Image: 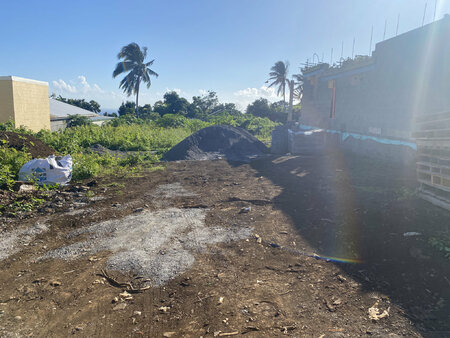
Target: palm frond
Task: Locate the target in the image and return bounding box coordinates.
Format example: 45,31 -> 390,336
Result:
114,42 -> 159,100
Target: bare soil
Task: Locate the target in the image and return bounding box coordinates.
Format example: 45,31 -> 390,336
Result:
0,131 -> 56,158
0,152 -> 449,337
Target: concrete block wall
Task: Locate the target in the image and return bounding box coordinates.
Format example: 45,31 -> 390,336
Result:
301,16 -> 450,141
0,76 -> 50,132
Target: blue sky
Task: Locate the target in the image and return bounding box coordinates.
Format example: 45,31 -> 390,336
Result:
1,0 -> 449,111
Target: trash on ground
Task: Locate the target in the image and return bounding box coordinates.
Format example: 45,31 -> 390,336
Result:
18,155 -> 72,185
159,306 -> 170,313
403,232 -> 421,237
239,207 -> 251,214
368,301 -> 390,320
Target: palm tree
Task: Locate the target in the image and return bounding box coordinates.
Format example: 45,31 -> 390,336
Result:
286,79 -> 295,121
267,61 -> 289,110
113,43 -> 158,110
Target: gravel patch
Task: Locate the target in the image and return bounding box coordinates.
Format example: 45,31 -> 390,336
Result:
0,222 -> 49,261
152,182 -> 195,199
40,207 -> 251,286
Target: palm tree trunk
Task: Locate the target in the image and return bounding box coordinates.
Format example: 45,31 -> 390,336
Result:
288,81 -> 294,122
135,78 -> 140,114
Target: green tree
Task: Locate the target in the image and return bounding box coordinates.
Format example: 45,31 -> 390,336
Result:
67,114 -> 92,127
267,61 -> 289,110
158,91 -> 190,116
137,104 -> 159,120
118,101 -> 136,116
246,98 -> 272,118
55,96 -> 101,113
187,91 -> 219,119
113,42 -> 159,110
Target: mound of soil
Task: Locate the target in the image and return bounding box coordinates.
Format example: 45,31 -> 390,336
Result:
0,131 -> 56,158
162,125 -> 268,161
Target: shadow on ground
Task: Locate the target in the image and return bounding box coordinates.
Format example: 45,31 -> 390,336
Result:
250,150 -> 450,335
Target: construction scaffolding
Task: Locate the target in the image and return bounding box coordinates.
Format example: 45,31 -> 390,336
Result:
414,110 -> 450,210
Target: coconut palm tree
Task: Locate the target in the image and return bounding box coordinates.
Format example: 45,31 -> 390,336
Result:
113,43 -> 158,110
292,73 -> 303,100
267,61 -> 289,110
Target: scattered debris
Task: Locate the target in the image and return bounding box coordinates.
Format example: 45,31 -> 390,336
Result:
17,184 -> 36,193
159,306 -> 170,313
217,331 -> 239,337
49,281 -> 61,287
368,301 -> 390,321
218,297 -> 224,305
243,326 -> 259,333
239,207 -> 251,214
119,291 -> 133,301
113,303 -> 127,311
403,232 -> 421,237
163,332 -> 176,338
337,275 -> 347,282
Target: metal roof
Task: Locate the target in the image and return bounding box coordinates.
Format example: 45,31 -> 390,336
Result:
49,98 -> 99,119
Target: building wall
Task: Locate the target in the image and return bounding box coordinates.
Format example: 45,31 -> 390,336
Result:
11,78 -> 50,131
0,78 -> 15,124
50,119 -> 67,131
301,16 -> 450,140
0,76 -> 50,132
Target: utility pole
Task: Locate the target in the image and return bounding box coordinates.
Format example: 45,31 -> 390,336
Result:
369,25 -> 373,56
396,14 -> 400,35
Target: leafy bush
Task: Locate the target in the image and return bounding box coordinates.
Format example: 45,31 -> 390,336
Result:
1,109 -> 277,184
0,146 -> 31,189
154,114 -> 189,128
429,232 -> 450,259
67,114 -> 92,127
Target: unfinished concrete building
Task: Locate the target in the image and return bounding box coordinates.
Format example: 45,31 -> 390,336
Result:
300,15 -> 450,141
297,15 -> 450,209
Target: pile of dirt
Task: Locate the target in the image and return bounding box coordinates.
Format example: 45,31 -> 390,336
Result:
162,125 -> 268,161
0,131 -> 56,158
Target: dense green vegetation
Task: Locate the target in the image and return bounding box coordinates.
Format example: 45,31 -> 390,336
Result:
0,107 -> 278,187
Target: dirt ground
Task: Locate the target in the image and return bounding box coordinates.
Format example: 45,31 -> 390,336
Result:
0,151 -> 449,337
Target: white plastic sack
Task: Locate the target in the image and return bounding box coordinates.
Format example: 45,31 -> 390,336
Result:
18,155 -> 73,185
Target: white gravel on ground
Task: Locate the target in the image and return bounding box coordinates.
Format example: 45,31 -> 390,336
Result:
0,222 -> 49,261
41,207 -> 251,286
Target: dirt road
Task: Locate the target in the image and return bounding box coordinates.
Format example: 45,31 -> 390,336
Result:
0,153 -> 449,337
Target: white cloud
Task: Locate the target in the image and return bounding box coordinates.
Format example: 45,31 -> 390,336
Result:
52,79 -> 77,93
232,85 -> 280,111
50,75 -> 127,110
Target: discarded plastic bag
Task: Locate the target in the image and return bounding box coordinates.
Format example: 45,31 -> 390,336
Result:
18,155 -> 72,185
